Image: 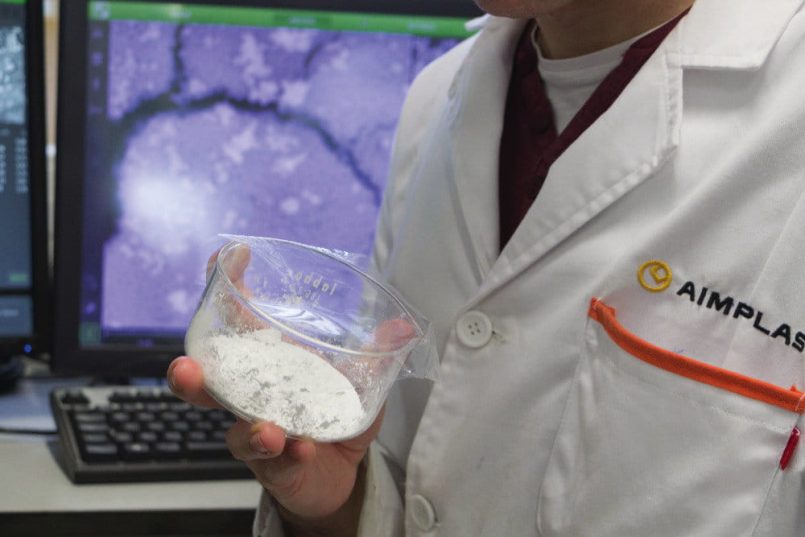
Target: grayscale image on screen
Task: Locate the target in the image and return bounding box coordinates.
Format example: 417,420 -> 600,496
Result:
0,26 -> 24,125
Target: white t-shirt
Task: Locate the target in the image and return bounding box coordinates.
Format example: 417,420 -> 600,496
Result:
533,29 -> 642,134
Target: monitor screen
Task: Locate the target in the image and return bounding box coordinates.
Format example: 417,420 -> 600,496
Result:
0,0 -> 47,359
53,0 -> 479,376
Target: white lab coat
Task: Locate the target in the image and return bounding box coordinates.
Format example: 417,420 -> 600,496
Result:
255,0 -> 805,535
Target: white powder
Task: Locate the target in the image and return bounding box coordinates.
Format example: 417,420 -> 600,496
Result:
200,329 -> 367,441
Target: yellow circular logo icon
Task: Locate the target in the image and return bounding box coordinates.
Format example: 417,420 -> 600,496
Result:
637,260 -> 673,292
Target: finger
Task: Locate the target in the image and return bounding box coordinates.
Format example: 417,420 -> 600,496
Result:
205,250 -> 220,282
206,244 -> 250,288
246,439 -> 315,493
338,320 -> 418,395
373,318 -> 417,352
226,419 -> 287,462
212,244 -> 261,329
167,356 -> 223,409
220,244 -> 251,289
286,438 -> 316,464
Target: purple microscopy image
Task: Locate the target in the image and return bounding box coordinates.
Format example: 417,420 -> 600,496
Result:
92,21 -> 462,334
177,25 -> 314,104
107,21 -> 176,120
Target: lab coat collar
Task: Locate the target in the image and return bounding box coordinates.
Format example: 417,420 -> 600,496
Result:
675,0 -> 805,70
448,0 -> 804,308
470,0 -> 804,70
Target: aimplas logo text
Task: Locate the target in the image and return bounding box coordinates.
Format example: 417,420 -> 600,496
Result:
676,281 -> 805,353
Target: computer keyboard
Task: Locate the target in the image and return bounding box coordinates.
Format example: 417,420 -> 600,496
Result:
50,385 -> 253,483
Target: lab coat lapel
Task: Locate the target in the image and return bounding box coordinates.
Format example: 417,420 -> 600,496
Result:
471,24 -> 684,303
446,18 -> 527,281
447,0 -> 804,308
470,0 -> 805,306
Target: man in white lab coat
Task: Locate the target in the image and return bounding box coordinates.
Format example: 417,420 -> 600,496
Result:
170,0 -> 805,535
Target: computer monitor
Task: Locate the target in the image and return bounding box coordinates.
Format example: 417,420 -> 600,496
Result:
53,0 -> 479,377
0,0 -> 48,362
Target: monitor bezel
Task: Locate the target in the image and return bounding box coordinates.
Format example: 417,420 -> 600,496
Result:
0,0 -> 49,361
52,0 -> 481,377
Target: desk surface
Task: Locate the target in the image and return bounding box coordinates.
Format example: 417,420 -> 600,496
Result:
0,439 -> 262,513
0,376 -> 262,515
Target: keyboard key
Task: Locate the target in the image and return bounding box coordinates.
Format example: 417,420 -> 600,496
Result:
171,421 -> 190,432
78,422 -> 109,433
82,433 -> 109,444
122,422 -> 141,433
159,392 -> 181,403
111,431 -> 133,443
137,431 -> 158,443
208,409 -> 228,421
61,390 -> 90,406
110,411 -> 130,423
187,430 -> 206,442
155,442 -> 182,457
186,441 -> 231,459
163,431 -> 182,443
122,442 -> 152,461
109,391 -> 135,403
146,421 -> 166,432
74,412 -> 106,423
139,390 -> 163,402
83,443 -> 119,462
195,421 -> 214,431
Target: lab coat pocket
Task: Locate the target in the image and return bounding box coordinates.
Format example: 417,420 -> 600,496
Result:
536,298 -> 804,537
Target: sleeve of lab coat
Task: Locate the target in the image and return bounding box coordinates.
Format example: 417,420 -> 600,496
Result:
251,443 -> 404,537
355,443 -> 405,536
252,489 -> 286,537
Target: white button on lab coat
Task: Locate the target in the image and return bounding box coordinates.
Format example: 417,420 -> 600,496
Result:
407,494 -> 437,532
455,311 -> 493,348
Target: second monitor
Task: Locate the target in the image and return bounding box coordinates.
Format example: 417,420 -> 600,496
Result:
0,0 -> 47,366
53,0 -> 479,377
